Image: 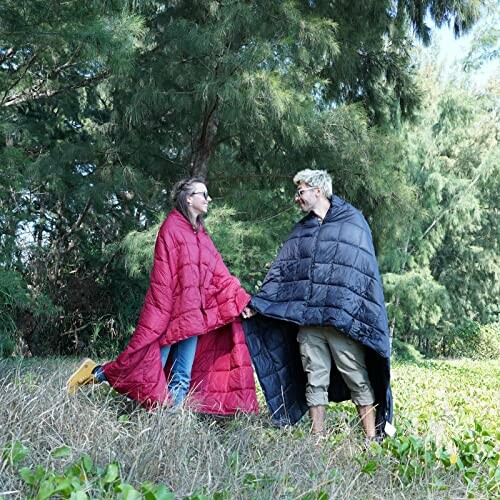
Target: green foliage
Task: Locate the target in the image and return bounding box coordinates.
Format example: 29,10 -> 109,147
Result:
0,0 -> 145,107
121,220 -> 162,279
391,338 -> 425,362
384,268 -> 451,339
403,0 -> 481,42
0,271 -> 28,356
0,0 -> 151,356
2,439 -> 29,467
10,451 -> 176,500
382,43 -> 499,354
206,204 -> 295,292
380,427 -> 498,494
383,359 -> 499,496
0,270 -> 60,356
443,321 -> 500,359
463,4 -> 500,70
0,0 -> 493,357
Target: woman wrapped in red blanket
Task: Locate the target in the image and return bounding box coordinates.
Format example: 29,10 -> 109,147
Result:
67,178 -> 258,415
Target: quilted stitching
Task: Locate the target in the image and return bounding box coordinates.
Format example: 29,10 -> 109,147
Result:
244,196 -> 392,428
102,210 -> 257,413
252,195 -> 390,356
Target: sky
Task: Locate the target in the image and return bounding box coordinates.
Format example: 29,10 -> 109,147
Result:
425,13 -> 499,88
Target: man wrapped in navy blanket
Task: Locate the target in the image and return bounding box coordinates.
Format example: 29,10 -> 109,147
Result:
243,169 -> 393,439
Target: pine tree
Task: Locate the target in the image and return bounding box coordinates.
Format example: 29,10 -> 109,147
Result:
382,48 -> 499,354
0,0 -> 488,355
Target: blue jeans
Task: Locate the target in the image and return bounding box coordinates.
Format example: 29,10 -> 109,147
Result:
94,336 -> 198,406
160,336 -> 198,405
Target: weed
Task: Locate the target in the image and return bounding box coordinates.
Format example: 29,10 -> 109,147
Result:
0,357 -> 498,498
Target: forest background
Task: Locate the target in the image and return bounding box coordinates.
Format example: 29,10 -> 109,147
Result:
0,0 -> 498,361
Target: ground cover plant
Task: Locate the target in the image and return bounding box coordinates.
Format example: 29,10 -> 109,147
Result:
0,357 -> 498,499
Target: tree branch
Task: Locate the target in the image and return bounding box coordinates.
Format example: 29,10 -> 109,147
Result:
418,167 -> 485,243
65,198 -> 92,239
2,71 -> 110,107
0,47 -> 16,65
0,53 -> 39,106
48,50 -> 81,80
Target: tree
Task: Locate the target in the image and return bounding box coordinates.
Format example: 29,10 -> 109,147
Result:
0,0 -> 488,356
0,1 -> 146,354
383,47 -> 499,354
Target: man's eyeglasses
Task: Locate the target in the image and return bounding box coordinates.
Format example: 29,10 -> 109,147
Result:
191,191 -> 209,200
295,187 -> 316,198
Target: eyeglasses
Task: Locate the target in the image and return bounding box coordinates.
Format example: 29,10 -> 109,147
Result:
295,187 -> 316,198
190,191 -> 209,200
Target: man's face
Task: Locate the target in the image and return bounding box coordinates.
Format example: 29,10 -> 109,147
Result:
294,182 -> 319,213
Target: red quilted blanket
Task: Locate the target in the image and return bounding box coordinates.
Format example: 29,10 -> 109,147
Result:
102,210 -> 258,413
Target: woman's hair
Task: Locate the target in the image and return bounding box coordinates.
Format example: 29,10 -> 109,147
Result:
171,177 -> 206,230
293,169 -> 333,200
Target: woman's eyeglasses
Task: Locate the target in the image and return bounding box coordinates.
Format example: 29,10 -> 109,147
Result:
191,191 -> 209,200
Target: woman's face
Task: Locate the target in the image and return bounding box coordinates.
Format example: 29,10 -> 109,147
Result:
187,182 -> 212,217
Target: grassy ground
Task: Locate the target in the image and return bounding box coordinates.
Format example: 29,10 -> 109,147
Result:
0,358 -> 498,499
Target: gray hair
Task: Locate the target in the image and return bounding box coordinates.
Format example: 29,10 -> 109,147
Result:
293,169 -> 332,200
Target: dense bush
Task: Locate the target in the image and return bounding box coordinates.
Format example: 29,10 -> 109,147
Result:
0,270 -> 59,357
442,321 -> 500,360
391,338 -> 425,363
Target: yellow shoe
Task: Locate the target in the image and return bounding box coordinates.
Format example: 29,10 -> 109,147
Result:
67,358 -> 98,394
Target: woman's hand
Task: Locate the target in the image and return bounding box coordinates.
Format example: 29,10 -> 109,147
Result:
241,306 -> 257,319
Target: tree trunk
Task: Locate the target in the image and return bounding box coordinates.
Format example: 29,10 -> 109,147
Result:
189,97 -> 219,179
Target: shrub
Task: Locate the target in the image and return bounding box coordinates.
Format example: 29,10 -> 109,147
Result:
0,270 -> 28,356
391,338 -> 425,362
0,269 -> 60,357
444,320 -> 500,359
474,323 -> 500,360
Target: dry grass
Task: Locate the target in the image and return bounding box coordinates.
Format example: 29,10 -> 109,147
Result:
0,358 -> 481,499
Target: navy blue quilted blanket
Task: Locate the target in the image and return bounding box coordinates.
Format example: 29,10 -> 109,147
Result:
244,196 -> 392,430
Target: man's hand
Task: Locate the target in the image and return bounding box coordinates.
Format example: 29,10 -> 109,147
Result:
241,306 -> 257,319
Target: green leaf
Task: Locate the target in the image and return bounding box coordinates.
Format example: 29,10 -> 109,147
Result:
34,466 -> 46,482
211,492 -> 227,500
152,484 -> 175,500
19,466 -> 37,486
142,481 -> 175,500
52,445 -> 72,458
2,440 -> 29,466
80,455 -> 94,474
361,460 -> 378,476
70,492 -> 89,500
102,462 -> 119,484
118,483 -> 142,500
52,476 -> 73,495
37,479 -> 57,500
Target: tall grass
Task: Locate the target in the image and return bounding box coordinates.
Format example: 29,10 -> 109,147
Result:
0,358 -> 498,498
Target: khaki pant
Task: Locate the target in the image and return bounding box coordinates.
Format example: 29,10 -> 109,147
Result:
297,325 -> 375,407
